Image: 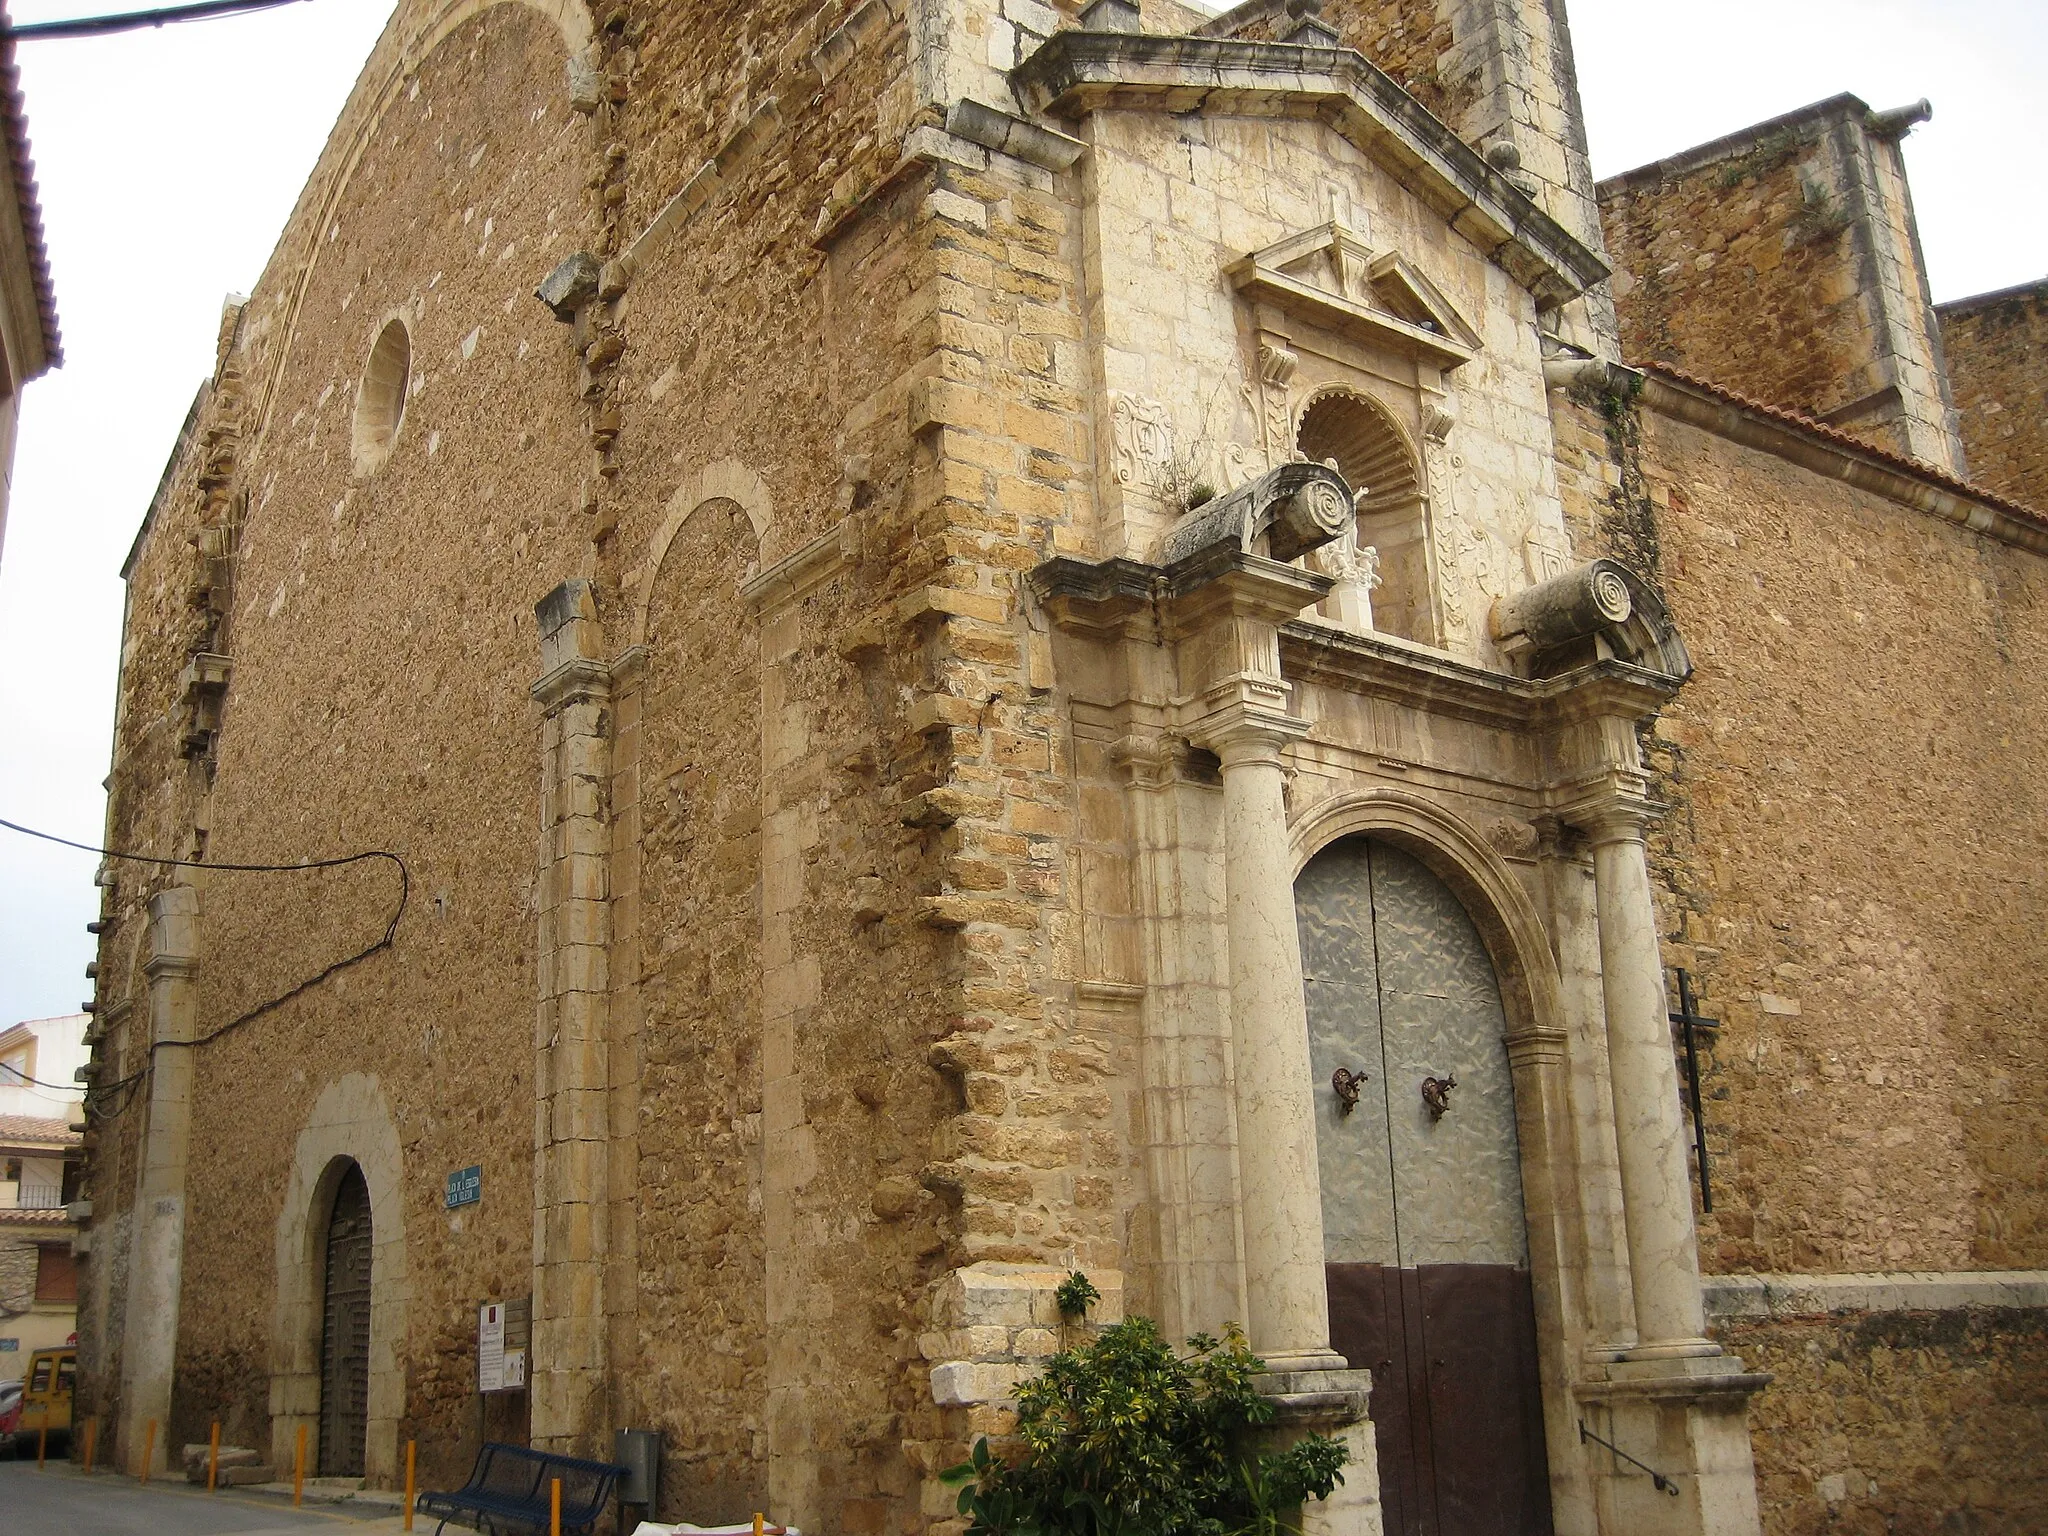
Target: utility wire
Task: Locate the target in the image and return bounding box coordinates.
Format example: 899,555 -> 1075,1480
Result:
0,815 -> 409,1117
7,0 -> 311,41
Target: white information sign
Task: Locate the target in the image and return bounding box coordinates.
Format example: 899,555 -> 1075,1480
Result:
478,1301 -> 507,1392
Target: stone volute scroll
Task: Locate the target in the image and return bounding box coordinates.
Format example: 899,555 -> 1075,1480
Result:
1490,557 -> 1692,679
1156,460 -> 1355,567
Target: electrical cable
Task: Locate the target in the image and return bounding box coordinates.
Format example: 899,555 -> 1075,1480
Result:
0,816 -> 409,1117
6,0 -> 311,42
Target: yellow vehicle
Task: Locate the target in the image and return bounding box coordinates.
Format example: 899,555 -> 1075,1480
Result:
16,1346 -> 75,1447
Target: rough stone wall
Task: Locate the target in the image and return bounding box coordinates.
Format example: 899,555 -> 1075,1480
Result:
1554,388 -> 2048,1276
1713,1306 -> 2048,1536
1599,141 -> 1873,430
1217,0 -> 1471,125
589,3 -> 961,1526
1939,282 -> 2048,509
631,500 -> 768,1517
0,1231 -> 36,1316
87,0 -> 597,1486
1598,111 -> 1961,472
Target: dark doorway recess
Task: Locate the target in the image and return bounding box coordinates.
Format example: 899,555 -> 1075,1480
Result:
319,1161 -> 372,1478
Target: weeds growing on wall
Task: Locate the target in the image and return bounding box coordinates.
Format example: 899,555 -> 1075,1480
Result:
1574,368 -> 1663,586
942,1315 -> 1349,1536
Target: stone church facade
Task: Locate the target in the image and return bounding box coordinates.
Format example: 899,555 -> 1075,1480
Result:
77,2 -> 2045,1535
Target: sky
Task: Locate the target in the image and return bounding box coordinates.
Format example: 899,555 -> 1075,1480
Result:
0,0 -> 2042,1024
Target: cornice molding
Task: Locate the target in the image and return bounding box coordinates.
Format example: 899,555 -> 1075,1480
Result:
1009,30 -> 1609,310
530,656 -> 612,714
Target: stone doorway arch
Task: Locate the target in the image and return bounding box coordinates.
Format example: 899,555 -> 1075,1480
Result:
272,1074 -> 408,1487
1290,788 -> 1586,1530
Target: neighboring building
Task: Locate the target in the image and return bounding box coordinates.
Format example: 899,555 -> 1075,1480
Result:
2,1015 -> 86,1373
1596,92 -> 1963,475
76,3 -> 2045,1535
0,1012 -> 88,1121
1938,277 -> 2048,507
0,5 -> 62,567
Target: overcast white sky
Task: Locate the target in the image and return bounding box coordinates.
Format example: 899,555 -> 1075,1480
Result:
0,0 -> 2041,1025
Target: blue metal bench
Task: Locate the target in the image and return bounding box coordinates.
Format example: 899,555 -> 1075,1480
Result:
414,1441 -> 626,1536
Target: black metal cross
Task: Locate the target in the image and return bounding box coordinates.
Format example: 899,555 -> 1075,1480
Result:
1668,968 -> 1719,1212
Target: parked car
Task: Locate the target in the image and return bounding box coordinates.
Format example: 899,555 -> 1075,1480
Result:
14,1347 -> 73,1452
0,1376 -> 23,1456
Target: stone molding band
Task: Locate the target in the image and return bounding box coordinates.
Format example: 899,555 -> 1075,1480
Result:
1706,1271 -> 2048,1319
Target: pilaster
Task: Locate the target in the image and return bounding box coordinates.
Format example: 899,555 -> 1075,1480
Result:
118,882 -> 199,1476
530,579 -> 613,1454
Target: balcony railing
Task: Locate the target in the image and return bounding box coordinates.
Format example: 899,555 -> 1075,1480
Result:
10,1184 -> 64,1209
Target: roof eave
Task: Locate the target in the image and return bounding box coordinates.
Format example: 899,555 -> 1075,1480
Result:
0,13 -> 60,374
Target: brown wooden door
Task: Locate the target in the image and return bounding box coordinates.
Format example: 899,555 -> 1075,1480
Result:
319,1163 -> 373,1478
1298,839 -> 1553,1536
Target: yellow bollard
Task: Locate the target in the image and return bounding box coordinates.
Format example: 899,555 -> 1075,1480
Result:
404,1439 -> 416,1532
81,1416 -> 96,1476
754,1515 -> 765,1536
551,1476 -> 562,1536
208,1420 -> 221,1491
294,1423 -> 307,1507
141,1419 -> 156,1484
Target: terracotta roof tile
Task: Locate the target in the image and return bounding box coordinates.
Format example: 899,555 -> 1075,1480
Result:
0,1 -> 60,369
0,1112 -> 80,1145
0,1204 -> 73,1224
1639,362 -> 2048,533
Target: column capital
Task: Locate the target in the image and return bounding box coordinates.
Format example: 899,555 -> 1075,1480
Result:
1110,732 -> 1206,790
533,579 -> 610,715
532,656 -> 613,715
1553,772 -> 1662,846
1188,705 -> 1307,769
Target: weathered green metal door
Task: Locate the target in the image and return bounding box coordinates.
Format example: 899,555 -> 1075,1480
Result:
1295,837 -> 1551,1536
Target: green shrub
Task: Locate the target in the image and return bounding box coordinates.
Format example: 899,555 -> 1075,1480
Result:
942,1316 -> 1348,1536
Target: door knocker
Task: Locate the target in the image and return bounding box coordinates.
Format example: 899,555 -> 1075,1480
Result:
1421,1073 -> 1458,1119
1331,1067 -> 1369,1114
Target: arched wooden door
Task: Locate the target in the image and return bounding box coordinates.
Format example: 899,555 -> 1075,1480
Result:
318,1163 -> 372,1478
1295,837 -> 1552,1536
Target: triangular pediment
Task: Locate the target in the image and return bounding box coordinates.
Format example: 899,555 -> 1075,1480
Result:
1226,223 -> 1482,368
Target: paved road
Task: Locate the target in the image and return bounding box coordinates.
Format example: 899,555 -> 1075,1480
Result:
0,1460 -> 409,1534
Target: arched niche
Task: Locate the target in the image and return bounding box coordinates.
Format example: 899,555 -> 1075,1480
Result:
1296,388 -> 1435,645
629,481 -> 771,1520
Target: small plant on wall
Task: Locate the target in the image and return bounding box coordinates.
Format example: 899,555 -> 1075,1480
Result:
943,1308 -> 1348,1536
1055,1271 -> 1100,1321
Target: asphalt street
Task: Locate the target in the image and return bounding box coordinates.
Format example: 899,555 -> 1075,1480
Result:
0,1460 -> 410,1534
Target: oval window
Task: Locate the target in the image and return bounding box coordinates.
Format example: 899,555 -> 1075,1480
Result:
351,318 -> 411,476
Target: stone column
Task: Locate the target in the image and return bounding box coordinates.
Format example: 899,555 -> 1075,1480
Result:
1209,715 -> 1344,1372
530,580 -> 613,1452
1581,802 -> 1715,1357
119,883 -> 199,1475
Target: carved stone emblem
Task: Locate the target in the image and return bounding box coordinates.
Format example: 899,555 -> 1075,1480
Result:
1523,523 -> 1571,583
1111,393 -> 1174,491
